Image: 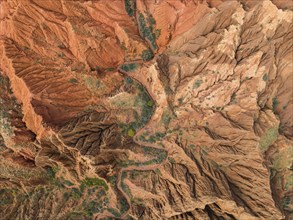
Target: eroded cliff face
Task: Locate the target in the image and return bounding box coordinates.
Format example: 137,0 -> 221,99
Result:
0,0 -> 292,219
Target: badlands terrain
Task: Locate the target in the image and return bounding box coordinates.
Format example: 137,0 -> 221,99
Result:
0,0 -> 292,219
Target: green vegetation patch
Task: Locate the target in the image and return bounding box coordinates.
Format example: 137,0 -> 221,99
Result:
139,132 -> 165,143
119,198 -> 129,213
121,181 -> 131,198
71,187 -> 82,199
69,78 -> 78,84
259,127 -> 278,151
127,128 -> 136,137
105,67 -> 115,72
67,212 -> 86,220
154,29 -> 161,39
124,76 -> 133,84
46,166 -> 58,179
147,100 -> 154,107
141,49 -> 154,61
262,73 -> 268,81
282,196 -> 293,211
168,157 -> 176,164
120,63 -> 139,72
63,180 -> 74,186
285,173 -> 293,191
85,200 -> 104,217
231,92 -> 237,102
138,12 -> 158,50
83,76 -> 103,91
142,150 -> 167,165
193,79 -> 202,89
92,66 -> 115,72
120,82 -> 155,132
80,177 -> 109,192
272,97 -> 279,113
161,109 -> 173,127
125,0 -> 136,17
108,208 -> 121,218
3,167 -> 111,218
0,188 -> 15,205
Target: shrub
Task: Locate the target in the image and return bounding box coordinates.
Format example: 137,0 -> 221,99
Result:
71,188 -> 82,199
127,128 -> 135,137
105,67 -> 115,72
147,100 -> 154,107
193,79 -> 202,89
124,76 -> 133,84
46,166 -> 57,179
119,198 -> 129,213
138,13 -> 157,49
282,196 -> 293,210
120,63 -> 138,72
125,0 -> 136,17
69,78 -> 78,84
161,110 -> 172,127
141,49 -> 154,61
80,177 -> 109,191
85,201 -> 102,216
272,97 -> 279,112
259,127 -> 278,151
231,92 -> 236,101
108,208 -> 121,218
63,180 -> 74,186
154,29 -> 161,39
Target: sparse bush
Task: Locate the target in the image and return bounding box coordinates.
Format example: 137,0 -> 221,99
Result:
127,128 -> 135,137
105,67 -> 115,72
142,132 -> 166,143
282,196 -> 293,211
125,0 -> 136,17
141,49 -> 154,61
80,177 -> 109,192
46,166 -> 57,179
147,100 -> 154,107
161,110 -> 172,127
231,92 -> 236,101
68,211 -> 85,219
63,180 -> 74,186
143,150 -> 167,165
85,201 -> 103,217
259,127 -> 278,151
138,12 -> 157,49
107,208 -> 121,218
272,97 -> 279,112
168,157 -> 175,163
120,63 -> 138,72
154,168 -> 161,175
69,78 -> 78,84
193,79 -> 202,89
119,198 -> 129,213
124,76 -> 133,84
119,80 -> 154,136
71,188 -> 82,199
154,29 -> 161,39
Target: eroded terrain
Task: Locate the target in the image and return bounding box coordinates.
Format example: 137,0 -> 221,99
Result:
0,0 -> 292,219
